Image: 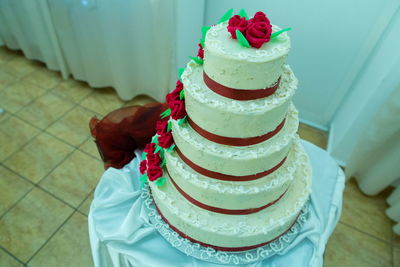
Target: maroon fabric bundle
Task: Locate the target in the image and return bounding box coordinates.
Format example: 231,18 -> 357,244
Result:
89,102 -> 168,169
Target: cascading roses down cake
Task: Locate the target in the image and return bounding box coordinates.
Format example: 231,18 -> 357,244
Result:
138,9 -> 312,251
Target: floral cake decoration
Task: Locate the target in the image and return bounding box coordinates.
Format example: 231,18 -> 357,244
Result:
222,8 -> 291,49
139,9 -> 288,188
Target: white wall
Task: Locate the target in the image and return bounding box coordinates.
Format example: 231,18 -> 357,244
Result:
178,0 -> 398,130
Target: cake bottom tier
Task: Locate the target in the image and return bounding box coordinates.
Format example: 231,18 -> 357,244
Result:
149,144 -> 312,250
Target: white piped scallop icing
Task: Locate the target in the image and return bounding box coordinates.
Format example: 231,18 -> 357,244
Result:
171,104 -> 299,176
182,62 -> 297,138
204,22 -> 290,89
165,139 -> 305,210
149,142 -> 312,248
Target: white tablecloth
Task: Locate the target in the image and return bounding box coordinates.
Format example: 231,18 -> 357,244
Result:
88,140 -> 345,267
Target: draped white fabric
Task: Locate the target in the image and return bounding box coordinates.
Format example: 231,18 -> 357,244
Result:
89,141 -> 345,267
329,9 -> 400,234
0,0 -> 177,101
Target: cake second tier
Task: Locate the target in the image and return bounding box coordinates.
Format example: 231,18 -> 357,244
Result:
182,62 -> 297,138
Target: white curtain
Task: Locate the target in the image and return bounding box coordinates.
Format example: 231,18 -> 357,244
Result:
0,0 -> 180,101
329,8 -> 400,234
0,0 -> 67,74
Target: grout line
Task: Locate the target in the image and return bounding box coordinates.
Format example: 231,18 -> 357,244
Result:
0,181 -> 35,222
339,221 -> 394,246
25,210 -> 76,264
0,245 -> 25,265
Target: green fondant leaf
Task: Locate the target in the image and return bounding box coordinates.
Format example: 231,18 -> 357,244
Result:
189,56 -> 204,65
200,37 -> 205,48
236,30 -> 250,48
270,27 -> 292,39
155,177 -> 166,187
154,144 -> 162,154
161,156 -> 166,167
139,174 -> 148,189
160,108 -> 171,119
219,8 -> 234,23
167,121 -> 172,132
178,115 -> 187,126
178,68 -> 185,79
151,135 -> 158,145
179,89 -> 185,100
238,9 -> 248,19
166,144 -> 176,153
201,26 -> 211,40
141,152 -> 147,160
159,147 -> 165,159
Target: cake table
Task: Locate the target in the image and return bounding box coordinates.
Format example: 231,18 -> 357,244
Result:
88,140 -> 344,267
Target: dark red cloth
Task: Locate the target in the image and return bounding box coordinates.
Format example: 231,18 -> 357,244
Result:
89,102 -> 168,169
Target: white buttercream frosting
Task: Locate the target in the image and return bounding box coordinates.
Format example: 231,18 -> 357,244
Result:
149,142 -> 312,248
171,104 -> 299,176
182,62 -> 297,137
165,139 -> 305,210
204,22 -> 291,89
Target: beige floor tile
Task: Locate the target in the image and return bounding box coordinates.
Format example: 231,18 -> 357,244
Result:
2,57 -> 41,78
394,233 -> 400,248
22,68 -> 62,90
51,78 -> 93,103
0,110 -> 11,123
39,150 -> 103,208
0,47 -> 20,65
79,138 -> 102,160
28,212 -> 93,267
394,246 -> 400,267
0,68 -> 18,90
0,81 -> 46,113
80,87 -> 124,116
0,116 -> 40,162
47,106 -> 98,147
0,188 -> 73,262
0,166 -> 33,216
341,179 -> 393,243
78,192 -> 94,216
4,132 -> 74,183
298,123 -> 328,149
324,223 -> 392,267
123,94 -> 156,107
0,249 -> 23,267
16,93 -> 74,129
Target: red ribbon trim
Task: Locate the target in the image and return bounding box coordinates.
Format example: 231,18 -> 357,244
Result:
152,197 -> 301,252
175,147 -> 287,181
203,71 -> 281,101
188,117 -> 286,146
167,168 -> 287,215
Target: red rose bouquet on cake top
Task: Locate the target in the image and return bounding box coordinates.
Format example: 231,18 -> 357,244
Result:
224,9 -> 291,49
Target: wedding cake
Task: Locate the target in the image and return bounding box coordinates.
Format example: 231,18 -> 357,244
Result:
139,9 -> 312,251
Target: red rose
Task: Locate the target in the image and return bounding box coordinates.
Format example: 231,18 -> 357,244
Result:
158,132 -> 174,148
197,43 -> 204,59
139,160 -> 147,174
147,165 -> 163,181
250,12 -> 270,24
245,22 -> 272,48
155,119 -> 168,135
144,143 -> 156,154
166,80 -> 184,105
169,99 -> 187,120
147,152 -> 161,166
227,15 -> 249,39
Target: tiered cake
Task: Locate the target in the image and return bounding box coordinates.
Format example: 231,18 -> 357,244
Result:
140,10 -> 312,251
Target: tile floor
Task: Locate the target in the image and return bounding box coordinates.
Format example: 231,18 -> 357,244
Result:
0,47 -> 398,266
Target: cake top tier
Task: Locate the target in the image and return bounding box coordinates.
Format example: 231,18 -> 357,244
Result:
205,22 -> 291,62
